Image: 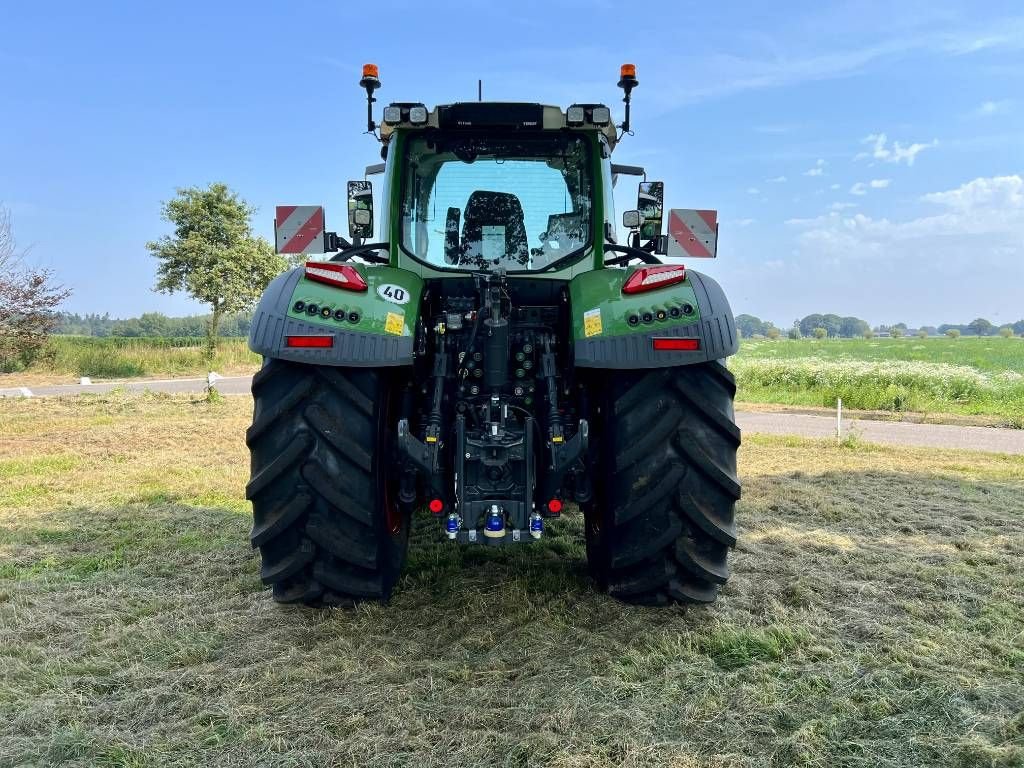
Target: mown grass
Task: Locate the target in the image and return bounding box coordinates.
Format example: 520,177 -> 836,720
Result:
734,337 -> 1024,426
6,336 -> 259,381
1,393 -> 1023,767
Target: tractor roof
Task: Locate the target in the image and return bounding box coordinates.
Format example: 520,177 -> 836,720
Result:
379,101 -> 619,151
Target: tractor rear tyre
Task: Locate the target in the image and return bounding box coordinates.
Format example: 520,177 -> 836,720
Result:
245,359 -> 409,606
585,360 -> 741,605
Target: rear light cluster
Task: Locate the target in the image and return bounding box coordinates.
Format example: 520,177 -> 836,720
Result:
622,265 -> 686,295
292,300 -> 361,325
304,262 -> 368,292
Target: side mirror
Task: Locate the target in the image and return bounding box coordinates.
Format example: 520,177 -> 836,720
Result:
622,210 -> 643,230
637,181 -> 664,240
347,180 -> 374,241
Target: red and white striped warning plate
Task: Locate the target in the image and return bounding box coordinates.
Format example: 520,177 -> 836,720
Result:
275,205 -> 326,255
667,209 -> 718,259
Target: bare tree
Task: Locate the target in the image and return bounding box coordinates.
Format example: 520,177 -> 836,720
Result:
0,206 -> 71,371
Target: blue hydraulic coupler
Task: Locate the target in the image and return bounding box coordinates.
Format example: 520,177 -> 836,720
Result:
445,513 -> 461,540
529,512 -> 543,539
484,505 -> 505,539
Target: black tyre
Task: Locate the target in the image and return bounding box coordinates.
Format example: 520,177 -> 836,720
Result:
585,360 -> 741,605
245,359 -> 409,606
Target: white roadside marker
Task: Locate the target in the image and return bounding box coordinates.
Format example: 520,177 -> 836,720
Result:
20,387 -> 32,398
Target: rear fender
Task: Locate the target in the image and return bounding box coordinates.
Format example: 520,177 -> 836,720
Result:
569,267 -> 737,368
249,264 -> 423,366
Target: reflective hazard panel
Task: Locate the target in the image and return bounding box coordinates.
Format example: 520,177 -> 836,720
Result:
275,206 -> 326,254
667,209 -> 718,259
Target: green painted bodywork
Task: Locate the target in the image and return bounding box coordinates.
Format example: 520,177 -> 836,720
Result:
568,268 -> 701,341
287,265 -> 423,338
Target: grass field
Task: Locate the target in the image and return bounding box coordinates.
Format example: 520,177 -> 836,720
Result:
1,393 -> 1022,767
2,336 -> 259,382
733,337 -> 1024,427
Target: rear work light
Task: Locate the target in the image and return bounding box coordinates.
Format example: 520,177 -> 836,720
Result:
621,265 -> 686,294
652,337 -> 700,352
286,335 -> 334,348
304,262 -> 368,291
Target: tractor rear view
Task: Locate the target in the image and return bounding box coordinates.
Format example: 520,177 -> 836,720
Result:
246,64 -> 740,607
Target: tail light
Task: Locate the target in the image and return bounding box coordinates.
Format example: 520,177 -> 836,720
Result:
286,335 -> 334,348
304,262 -> 368,291
652,337 -> 700,351
622,265 -> 686,294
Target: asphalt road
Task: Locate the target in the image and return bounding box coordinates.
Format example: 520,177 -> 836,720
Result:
3,375 -> 1023,455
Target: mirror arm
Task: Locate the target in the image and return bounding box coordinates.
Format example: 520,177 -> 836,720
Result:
329,242 -> 391,265
603,243 -> 662,266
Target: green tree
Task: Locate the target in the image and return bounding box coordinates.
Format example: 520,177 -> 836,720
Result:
946,328 -> 961,338
766,326 -> 781,340
999,326 -> 1014,338
812,327 -> 827,339
147,183 -> 285,354
863,328 -> 874,339
890,327 -> 904,338
839,316 -> 869,338
917,329 -> 928,339
788,324 -> 802,340
966,317 -> 993,336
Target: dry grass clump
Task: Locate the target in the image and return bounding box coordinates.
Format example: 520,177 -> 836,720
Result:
1,393 -> 1022,767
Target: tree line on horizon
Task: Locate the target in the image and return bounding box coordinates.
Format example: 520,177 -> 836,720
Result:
737,313 -> 1024,340
50,310 -> 1024,341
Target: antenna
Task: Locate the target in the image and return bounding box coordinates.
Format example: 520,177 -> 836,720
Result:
478,79 -> 483,102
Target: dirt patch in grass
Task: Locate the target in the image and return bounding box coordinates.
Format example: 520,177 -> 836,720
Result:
1,393 -> 1022,767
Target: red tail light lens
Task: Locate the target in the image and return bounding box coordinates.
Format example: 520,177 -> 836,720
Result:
286,335 -> 334,348
622,265 -> 687,294
547,498 -> 563,514
652,337 -> 700,351
304,262 -> 368,291
428,498 -> 444,514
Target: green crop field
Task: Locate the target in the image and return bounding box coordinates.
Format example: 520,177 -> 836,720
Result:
1,393 -> 1023,767
2,336 -> 259,381
733,337 -> 1024,427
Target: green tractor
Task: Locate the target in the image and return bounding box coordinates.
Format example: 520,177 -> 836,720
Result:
246,64 -> 740,607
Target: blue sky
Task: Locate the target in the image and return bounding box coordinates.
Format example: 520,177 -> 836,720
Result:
3,0 -> 1022,327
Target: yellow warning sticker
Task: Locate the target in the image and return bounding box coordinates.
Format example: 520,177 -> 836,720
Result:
384,312 -> 404,336
583,308 -> 602,337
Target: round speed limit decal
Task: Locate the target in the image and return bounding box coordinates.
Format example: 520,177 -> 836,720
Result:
377,284 -> 410,305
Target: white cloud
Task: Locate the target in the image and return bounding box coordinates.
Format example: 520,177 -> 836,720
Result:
734,218 -> 756,227
767,175 -> 788,183
971,99 -> 1012,118
747,187 -> 760,195
922,174 -> 1023,210
830,183 -> 841,190
830,202 -> 858,211
803,158 -> 827,177
850,179 -> 892,195
857,133 -> 938,166
790,175 -> 1024,265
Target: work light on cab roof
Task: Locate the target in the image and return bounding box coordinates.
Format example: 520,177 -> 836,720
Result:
249,61 -> 740,613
